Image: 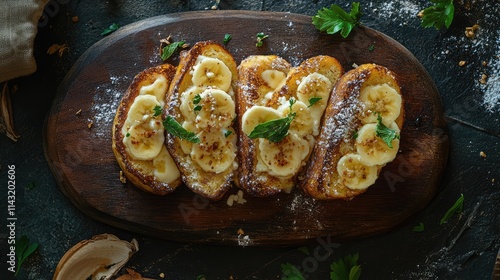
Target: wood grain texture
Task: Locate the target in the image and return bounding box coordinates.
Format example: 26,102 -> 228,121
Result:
44,10 -> 448,246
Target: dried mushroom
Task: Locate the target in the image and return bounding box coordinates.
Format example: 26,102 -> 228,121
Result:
53,233 -> 139,280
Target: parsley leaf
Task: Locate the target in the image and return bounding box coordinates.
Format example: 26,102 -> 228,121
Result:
163,115 -> 200,143
281,263 -> 305,280
330,253 -> 361,280
308,97 -> 322,107
440,194 -> 464,224
256,32 -> 269,47
153,105 -> 163,117
376,114 -> 400,148
420,0 -> 455,30
412,222 -> 425,232
15,235 -> 38,276
312,2 -> 362,38
101,23 -> 119,36
248,99 -> 296,142
161,41 -> 185,61
223,33 -> 232,45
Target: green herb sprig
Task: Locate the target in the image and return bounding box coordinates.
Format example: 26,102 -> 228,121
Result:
161,41 -> 185,61
312,2 -> 362,38
420,0 -> 455,30
412,222 -> 425,232
101,23 -> 119,36
281,262 -> 305,280
256,32 -> 269,47
15,235 -> 38,276
223,33 -> 232,45
193,94 -> 202,112
163,115 -> 200,143
440,194 -> 464,224
153,105 -> 163,117
330,253 -> 361,280
376,114 -> 400,148
308,97 -> 322,107
248,99 -> 296,142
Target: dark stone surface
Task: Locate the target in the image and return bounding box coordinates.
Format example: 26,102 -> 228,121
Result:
0,0 -> 499,279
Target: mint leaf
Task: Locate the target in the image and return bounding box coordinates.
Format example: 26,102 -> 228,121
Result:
281,262 -> 305,280
248,99 -> 296,142
440,194 -> 464,224
101,23 -> 119,36
153,105 -> 163,117
161,41 -> 185,61
163,115 -> 200,143
223,33 -> 232,45
330,253 -> 361,280
420,0 -> 455,29
15,235 -> 38,276
376,114 -> 400,148
308,97 -> 322,107
312,2 -> 362,38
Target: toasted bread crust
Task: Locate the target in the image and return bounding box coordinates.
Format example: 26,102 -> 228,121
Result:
236,55 -> 292,196
301,63 -> 404,200
165,41 -> 238,200
112,64 -> 181,195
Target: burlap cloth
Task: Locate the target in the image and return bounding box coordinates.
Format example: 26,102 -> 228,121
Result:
0,0 -> 48,83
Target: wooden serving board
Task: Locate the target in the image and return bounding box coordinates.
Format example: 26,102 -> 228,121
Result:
44,11 -> 448,246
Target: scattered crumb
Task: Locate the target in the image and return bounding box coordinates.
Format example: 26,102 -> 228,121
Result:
87,121 -> 93,129
47,43 -> 69,57
119,171 -> 127,183
465,24 -> 480,38
71,16 -> 79,23
226,190 -> 247,206
479,74 -> 488,84
237,233 -> 252,247
482,61 -> 488,67
459,60 -> 466,67
237,228 -> 244,235
352,63 -> 359,68
159,272 -> 165,278
492,178 -> 495,183
480,151 -> 487,158
75,109 -> 82,115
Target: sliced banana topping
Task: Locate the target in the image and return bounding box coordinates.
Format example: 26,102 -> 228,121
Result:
241,106 -> 284,136
261,69 -> 286,89
296,73 -> 332,136
139,75 -> 168,105
179,121 -> 197,155
359,83 -> 402,124
194,88 -> 235,130
191,129 -> 237,173
153,146 -> 181,183
180,86 -> 205,123
258,133 -> 310,177
192,56 -> 232,92
123,95 -> 164,161
337,153 -> 379,190
355,122 -> 400,166
278,100 -> 313,137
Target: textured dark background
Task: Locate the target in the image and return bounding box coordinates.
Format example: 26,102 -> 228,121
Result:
1,0 -> 499,279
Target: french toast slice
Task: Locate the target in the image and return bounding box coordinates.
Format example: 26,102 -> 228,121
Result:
164,41 -> 238,200
112,64 -> 182,195
237,55 -> 343,196
301,63 -> 404,199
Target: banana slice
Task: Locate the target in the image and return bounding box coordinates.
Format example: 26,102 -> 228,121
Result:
139,75 -> 168,105
153,146 -> 181,183
180,86 -> 205,122
355,122 -> 400,166
278,100 -> 313,137
192,56 -> 232,92
191,129 -> 236,173
123,122 -> 164,161
123,95 -> 164,160
296,73 -> 332,135
179,121 -> 197,155
337,153 -> 379,190
241,106 -> 283,136
258,133 -> 310,177
125,95 -> 161,125
194,88 -> 235,130
359,83 -> 402,124
261,69 -> 286,89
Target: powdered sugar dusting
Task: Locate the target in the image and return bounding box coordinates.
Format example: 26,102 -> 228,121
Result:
90,75 -> 129,138
480,30 -> 500,112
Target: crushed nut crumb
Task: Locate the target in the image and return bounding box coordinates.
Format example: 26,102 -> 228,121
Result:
159,272 -> 165,278
480,151 -> 486,158
479,74 -> 488,84
237,228 -> 244,235
465,24 -> 480,38
71,16 -> 79,23
458,61 -> 466,67
119,171 -> 127,183
87,121 -> 93,129
482,61 -> 488,67
75,109 -> 82,115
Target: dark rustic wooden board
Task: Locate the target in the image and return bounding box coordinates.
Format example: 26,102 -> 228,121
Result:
44,10 -> 448,246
